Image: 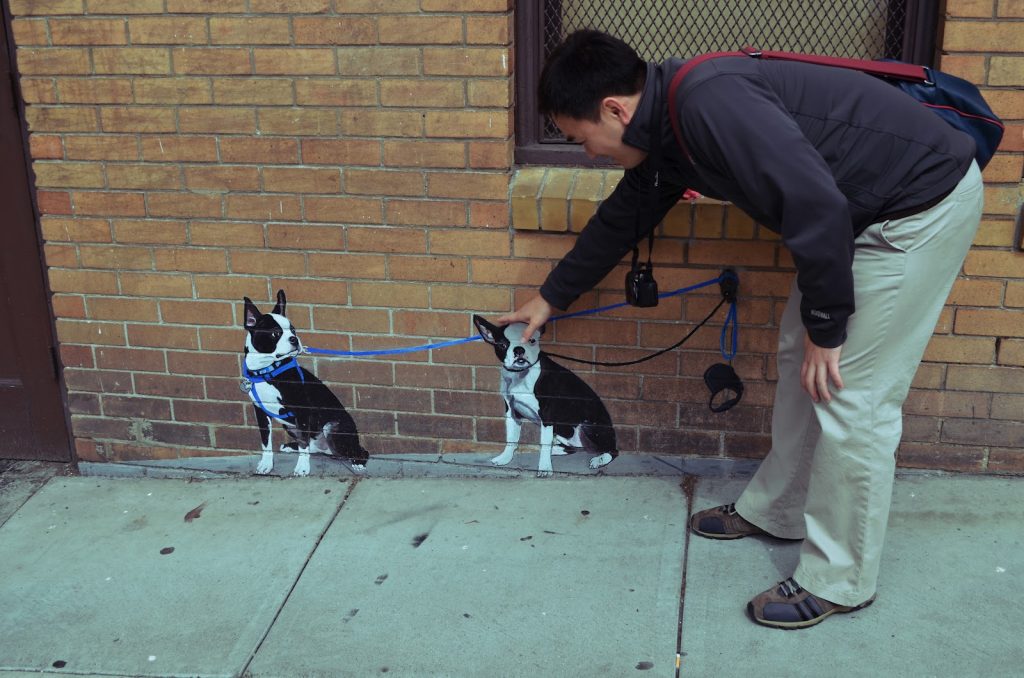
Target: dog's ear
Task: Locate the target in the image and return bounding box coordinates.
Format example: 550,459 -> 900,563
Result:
473,314 -> 501,346
243,297 -> 261,329
272,289 -> 286,317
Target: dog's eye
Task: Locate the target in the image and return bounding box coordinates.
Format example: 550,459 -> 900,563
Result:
528,338 -> 537,345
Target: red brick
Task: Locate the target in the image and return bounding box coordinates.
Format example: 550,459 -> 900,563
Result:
178,107 -> 257,133
305,196 -> 382,224
302,139 -> 380,165
258,108 -> 339,136
128,17 -> 208,44
220,137 -> 299,164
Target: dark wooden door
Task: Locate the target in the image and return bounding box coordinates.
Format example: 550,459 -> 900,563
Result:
0,13 -> 71,461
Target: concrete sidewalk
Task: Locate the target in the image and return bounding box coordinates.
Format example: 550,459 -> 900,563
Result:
0,456 -> 1021,677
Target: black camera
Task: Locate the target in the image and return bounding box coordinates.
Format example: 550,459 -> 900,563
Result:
625,263 -> 659,307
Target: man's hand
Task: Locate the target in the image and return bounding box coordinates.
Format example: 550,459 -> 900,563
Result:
801,333 -> 844,403
496,295 -> 554,342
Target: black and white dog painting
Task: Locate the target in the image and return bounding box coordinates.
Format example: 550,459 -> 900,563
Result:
242,290 -> 368,476
473,315 -> 618,477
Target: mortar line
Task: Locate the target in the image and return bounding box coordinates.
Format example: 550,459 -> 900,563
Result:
674,474 -> 698,678
238,477 -> 362,677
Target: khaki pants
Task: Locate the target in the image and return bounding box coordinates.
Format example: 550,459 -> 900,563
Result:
735,161 -> 984,607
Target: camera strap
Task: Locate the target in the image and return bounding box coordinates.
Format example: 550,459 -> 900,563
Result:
631,77 -> 664,274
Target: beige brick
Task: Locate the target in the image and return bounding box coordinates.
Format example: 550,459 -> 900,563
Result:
106,163 -> 181,190
213,78 -> 293,105
943,21 -> 1024,51
293,17 -> 377,44
421,0 -> 511,10
955,309 -> 1024,337
999,0 -> 1024,16
338,47 -> 420,76
430,229 -> 509,256
140,135 -> 218,162
89,0 -> 164,12
989,57 -> 1024,86
510,167 -> 545,230
101,106 -> 176,133
383,140 -> 465,168
295,79 -> 377,106
946,0 -> 995,16
178,107 -> 256,134
128,17 -> 208,44
428,172 -> 508,200
467,15 -> 511,44
17,48 -> 90,75
42,217 -> 111,243
424,48 -> 510,76
50,18 -> 126,45
226,194 -> 302,221
425,110 -> 511,139
185,165 -> 261,192
147,192 -> 223,219
347,226 -> 426,254
209,17 -> 290,45
73,191 -> 146,216
93,47 -> 170,74
134,77 -> 212,104
1008,282 -> 1024,308
379,16 -> 461,44
252,0 -> 330,11
48,269 -> 118,294
964,250 -> 1024,277
113,219 -> 187,244
33,161 -> 104,188
12,18 -> 49,45
381,79 -> 464,108
166,0 -> 245,11
998,338 -> 1024,366
119,271 -> 193,298
468,140 -> 512,169
231,250 -> 305,275
19,78 -> 57,104
431,285 -> 508,311
341,110 -> 422,138
539,169 -> 572,232
305,196 -> 382,224
220,137 -> 299,164
259,108 -> 339,136
467,79 -> 511,107
266,223 -> 343,250
386,199 -> 466,227
263,167 -> 341,193
307,252 -> 387,279
10,1 -> 85,16
154,248 -> 227,273
254,49 -> 335,75
345,169 -> 423,197
190,221 -> 265,247
922,335 -> 996,363
172,48 -> 251,75
947,365 -> 1024,393
569,169 -> 604,233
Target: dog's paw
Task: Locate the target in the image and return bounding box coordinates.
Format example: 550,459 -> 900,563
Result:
490,452 -> 514,466
350,463 -> 366,474
536,468 -> 553,478
255,452 -> 274,475
589,453 -> 613,469
293,455 -> 311,477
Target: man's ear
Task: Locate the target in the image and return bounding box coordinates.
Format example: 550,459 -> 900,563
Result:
601,96 -> 635,126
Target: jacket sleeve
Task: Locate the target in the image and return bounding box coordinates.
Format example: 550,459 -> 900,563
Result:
680,73 -> 855,348
539,162 -> 687,310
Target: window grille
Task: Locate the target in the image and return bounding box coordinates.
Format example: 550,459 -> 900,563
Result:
516,0 -> 941,164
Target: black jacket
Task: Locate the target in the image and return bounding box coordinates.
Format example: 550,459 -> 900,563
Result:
539,55 -> 975,347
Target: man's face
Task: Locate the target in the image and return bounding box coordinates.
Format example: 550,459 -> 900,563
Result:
553,98 -> 647,169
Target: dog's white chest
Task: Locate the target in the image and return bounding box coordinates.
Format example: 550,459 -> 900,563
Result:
502,369 -> 541,423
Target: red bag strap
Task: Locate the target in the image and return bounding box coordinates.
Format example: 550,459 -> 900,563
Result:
666,48 -> 931,160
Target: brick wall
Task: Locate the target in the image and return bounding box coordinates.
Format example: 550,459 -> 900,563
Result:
9,0 -> 1022,472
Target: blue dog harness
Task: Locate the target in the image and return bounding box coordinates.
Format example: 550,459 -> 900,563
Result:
241,356 -> 305,422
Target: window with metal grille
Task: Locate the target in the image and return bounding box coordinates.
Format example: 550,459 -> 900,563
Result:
515,0 -> 942,165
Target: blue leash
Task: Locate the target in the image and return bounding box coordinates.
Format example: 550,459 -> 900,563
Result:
301,270 -> 739,362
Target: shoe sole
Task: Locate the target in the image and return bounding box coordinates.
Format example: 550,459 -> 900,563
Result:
748,597 -> 876,630
691,526 -> 753,540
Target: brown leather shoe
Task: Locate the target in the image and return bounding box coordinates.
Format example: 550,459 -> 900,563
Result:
689,503 -> 769,540
748,578 -> 876,629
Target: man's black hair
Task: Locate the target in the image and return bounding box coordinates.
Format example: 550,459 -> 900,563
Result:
538,29 -> 647,122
